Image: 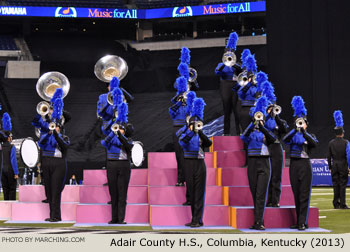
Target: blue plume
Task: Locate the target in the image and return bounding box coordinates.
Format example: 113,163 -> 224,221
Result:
255,71 -> 268,89
117,102 -> 128,124
241,49 -> 251,68
112,87 -> 123,110
291,96 -> 307,117
245,54 -> 257,73
2,112 -> 12,131
253,96 -> 269,116
176,76 -> 188,94
226,32 -> 238,51
52,98 -> 63,122
180,47 -> 191,65
333,110 -> 344,127
192,98 -> 206,120
50,88 -> 63,104
178,63 -> 189,80
261,81 -> 276,103
110,77 -> 120,90
346,143 -> 350,165
185,91 -> 196,115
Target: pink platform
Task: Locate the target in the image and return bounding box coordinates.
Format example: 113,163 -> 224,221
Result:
11,202 -> 77,221
18,185 -> 80,203
148,186 -> 222,205
79,185 -> 148,204
212,136 -> 244,151
150,205 -> 229,226
233,206 -> 319,228
148,168 -> 217,186
216,151 -> 246,168
222,167 -> 290,186
83,169 -> 148,186
228,185 -> 294,206
0,201 -> 14,219
148,152 -> 214,169
76,204 -> 149,223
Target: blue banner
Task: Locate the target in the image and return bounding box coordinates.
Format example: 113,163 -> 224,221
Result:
311,158 -> 350,186
0,1 -> 265,19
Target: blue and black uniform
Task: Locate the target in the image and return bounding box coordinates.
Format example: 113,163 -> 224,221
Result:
283,128 -> 318,228
264,114 -> 289,206
0,134 -> 18,200
38,129 -> 70,221
178,127 -> 212,226
101,129 -> 133,223
238,82 -> 258,132
327,137 -> 350,209
215,63 -> 242,135
241,121 -> 277,228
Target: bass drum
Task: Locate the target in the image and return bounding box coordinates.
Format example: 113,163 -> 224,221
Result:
131,141 -> 144,167
12,138 -> 40,168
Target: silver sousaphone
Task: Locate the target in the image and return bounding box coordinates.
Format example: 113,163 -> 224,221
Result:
94,55 -> 128,83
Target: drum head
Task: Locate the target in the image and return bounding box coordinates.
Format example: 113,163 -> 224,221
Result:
20,138 -> 39,168
131,142 -> 144,167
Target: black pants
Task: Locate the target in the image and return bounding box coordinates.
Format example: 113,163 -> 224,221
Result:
41,156 -> 67,220
1,170 -> 17,200
289,158 -> 312,226
247,156 -> 271,224
331,161 -> 349,207
267,143 -> 284,205
239,106 -> 254,164
183,158 -> 206,224
107,160 -> 131,222
173,126 -> 185,183
220,79 -> 241,135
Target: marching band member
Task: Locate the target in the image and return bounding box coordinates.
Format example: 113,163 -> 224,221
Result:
327,110 -> 350,209
175,48 -> 199,91
178,98 -> 212,228
241,96 -> 277,230
215,32 -> 242,135
38,93 -> 70,222
260,81 -> 289,207
283,96 -> 318,230
0,113 -> 19,200
101,101 -> 134,224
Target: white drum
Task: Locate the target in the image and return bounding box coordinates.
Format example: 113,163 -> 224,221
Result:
131,141 -> 144,167
12,138 -> 40,168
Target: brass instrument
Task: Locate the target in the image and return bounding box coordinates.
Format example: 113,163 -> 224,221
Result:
194,121 -> 204,132
36,101 -> 50,116
111,123 -> 120,133
237,71 -> 249,87
273,105 -> 282,115
188,67 -> 197,82
36,72 -> 70,102
48,122 -> 56,131
222,51 -> 237,67
295,118 -> 306,128
94,55 -> 128,82
254,111 -> 264,121
106,90 -> 127,106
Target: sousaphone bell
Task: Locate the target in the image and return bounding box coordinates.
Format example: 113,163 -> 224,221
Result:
94,55 -> 128,82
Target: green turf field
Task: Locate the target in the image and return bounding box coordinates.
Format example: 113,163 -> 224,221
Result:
1,188 -> 349,233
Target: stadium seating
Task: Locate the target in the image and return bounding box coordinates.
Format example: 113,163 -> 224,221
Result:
0,35 -> 18,51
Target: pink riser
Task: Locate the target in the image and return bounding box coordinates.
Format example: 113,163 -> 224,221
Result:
0,201 -> 13,219
76,204 -> 149,223
79,186 -> 147,204
212,136 -> 244,151
150,205 -> 229,226
83,169 -> 147,186
148,186 -> 222,205
148,152 -> 213,169
18,185 -> 80,202
11,203 -> 77,221
216,151 -> 246,168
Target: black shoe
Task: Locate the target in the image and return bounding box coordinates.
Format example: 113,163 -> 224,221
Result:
340,205 -> 349,209
175,182 -> 185,187
271,203 -> 280,208
103,183 -> 108,186
117,221 -> 127,224
190,223 -> 202,228
107,201 -> 112,204
42,199 -> 48,203
255,224 -> 265,230
108,220 -> 118,224
298,224 -> 306,230
266,203 -> 273,207
290,224 -> 298,229
45,218 -> 51,222
49,218 -> 60,222
182,201 -> 191,206
185,222 -> 193,227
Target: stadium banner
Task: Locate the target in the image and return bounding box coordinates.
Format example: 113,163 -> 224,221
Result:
311,158 -> 350,186
0,1 -> 265,19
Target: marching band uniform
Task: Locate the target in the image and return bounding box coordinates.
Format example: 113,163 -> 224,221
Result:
1,113 -> 19,200
178,98 -> 212,227
261,81 -> 289,207
241,96 -> 276,230
283,96 -> 318,230
101,102 -> 133,224
327,110 -> 350,209
215,32 -> 242,135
